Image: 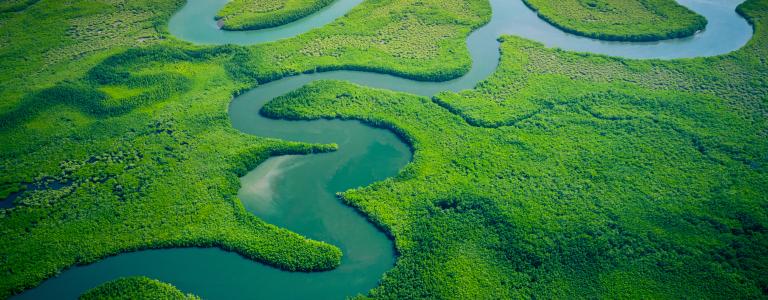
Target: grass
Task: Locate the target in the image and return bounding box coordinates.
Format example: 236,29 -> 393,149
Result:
216,0 -> 335,31
0,0 -> 766,298
79,276 -> 199,300
522,0 -> 708,41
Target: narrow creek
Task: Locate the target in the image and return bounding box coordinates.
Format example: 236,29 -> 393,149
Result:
13,0 -> 752,299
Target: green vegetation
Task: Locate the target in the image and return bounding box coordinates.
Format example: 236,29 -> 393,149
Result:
523,0 -> 707,41
0,44 -> 343,297
260,1 -> 768,297
1,0 -> 767,298
242,0 -> 490,82
0,0 -> 38,13
0,0 -> 185,113
80,276 -> 199,300
216,0 -> 335,30
0,0 -> 489,297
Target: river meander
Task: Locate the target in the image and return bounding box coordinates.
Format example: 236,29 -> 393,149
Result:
14,0 -> 752,299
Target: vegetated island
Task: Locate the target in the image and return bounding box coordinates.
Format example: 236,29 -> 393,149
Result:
260,1 -> 768,296
522,0 -> 708,41
0,0 -> 766,298
79,276 -> 199,300
216,0 -> 336,30
0,0 -> 486,296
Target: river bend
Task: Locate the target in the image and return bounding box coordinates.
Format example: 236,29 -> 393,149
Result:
15,0 -> 752,299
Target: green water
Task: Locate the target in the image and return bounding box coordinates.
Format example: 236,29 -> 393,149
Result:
13,0 -> 752,299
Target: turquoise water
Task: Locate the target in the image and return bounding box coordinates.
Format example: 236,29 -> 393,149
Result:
14,0 -> 753,299
167,0 -> 751,59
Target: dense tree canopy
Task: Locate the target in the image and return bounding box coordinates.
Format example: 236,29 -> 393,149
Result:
216,0 -> 336,31
0,0 -> 766,298
523,0 -> 707,41
79,276 -> 199,300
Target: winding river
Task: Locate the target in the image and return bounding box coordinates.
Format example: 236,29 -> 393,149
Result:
15,0 -> 752,299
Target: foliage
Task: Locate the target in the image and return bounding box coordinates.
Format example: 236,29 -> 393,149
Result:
79,276 -> 199,300
0,0 -> 38,13
241,0 -> 491,82
0,43 -> 342,298
522,0 -> 707,41
0,0 -> 492,296
261,1 -> 768,297
216,0 -> 335,30
1,0 -> 767,298
0,0 -> 185,113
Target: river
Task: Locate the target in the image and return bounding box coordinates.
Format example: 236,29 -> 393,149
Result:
14,0 -> 752,299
